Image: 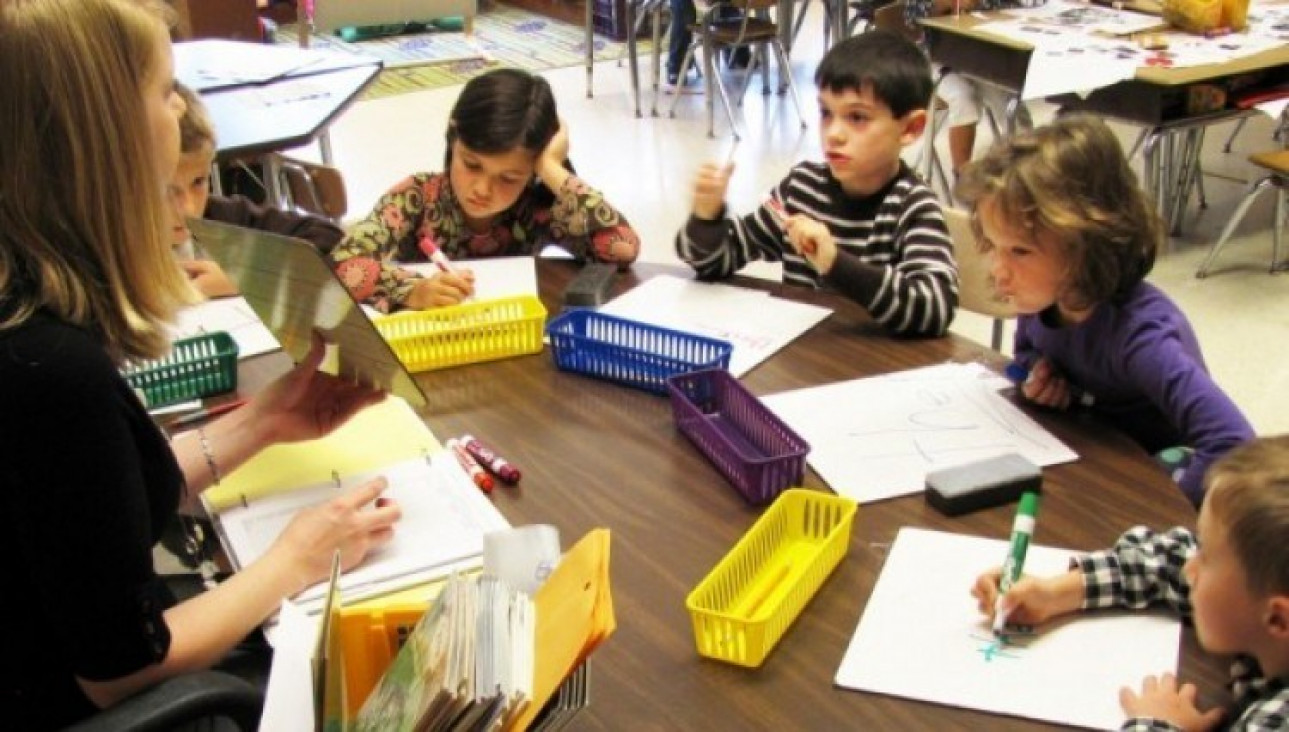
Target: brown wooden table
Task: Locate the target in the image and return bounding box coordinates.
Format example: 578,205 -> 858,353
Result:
239,259 -> 1226,729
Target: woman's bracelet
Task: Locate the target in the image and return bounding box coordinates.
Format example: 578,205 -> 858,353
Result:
198,427 -> 222,486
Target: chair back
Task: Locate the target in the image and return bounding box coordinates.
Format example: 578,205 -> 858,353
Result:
275,154 -> 348,222
943,207 -> 1016,344
873,0 -> 918,41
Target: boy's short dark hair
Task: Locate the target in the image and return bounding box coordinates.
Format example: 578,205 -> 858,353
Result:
814,30 -> 933,118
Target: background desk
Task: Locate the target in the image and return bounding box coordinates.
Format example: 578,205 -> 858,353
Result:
919,14 -> 1289,235
175,40 -> 382,202
241,260 -> 1225,728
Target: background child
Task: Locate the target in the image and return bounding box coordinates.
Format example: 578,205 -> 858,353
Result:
956,114 -> 1253,505
330,68 -> 640,313
971,435 -> 1289,730
170,83 -> 346,299
675,31 -> 959,338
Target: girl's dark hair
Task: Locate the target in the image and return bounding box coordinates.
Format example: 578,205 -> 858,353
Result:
956,114 -> 1160,309
444,68 -> 559,165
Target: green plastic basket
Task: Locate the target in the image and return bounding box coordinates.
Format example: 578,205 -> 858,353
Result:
123,332 -> 239,408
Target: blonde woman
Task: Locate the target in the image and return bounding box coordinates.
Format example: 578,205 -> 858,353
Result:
0,1 -> 399,727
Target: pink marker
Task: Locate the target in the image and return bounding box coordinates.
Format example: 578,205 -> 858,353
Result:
418,234 -> 459,275
461,434 -> 522,485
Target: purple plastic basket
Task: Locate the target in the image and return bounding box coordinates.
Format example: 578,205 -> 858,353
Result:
667,369 -> 809,505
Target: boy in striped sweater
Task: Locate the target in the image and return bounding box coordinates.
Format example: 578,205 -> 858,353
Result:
676,31 -> 958,337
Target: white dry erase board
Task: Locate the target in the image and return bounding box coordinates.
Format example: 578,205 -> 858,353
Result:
761,363 -> 1077,504
191,218 -> 427,407
835,527 -> 1181,730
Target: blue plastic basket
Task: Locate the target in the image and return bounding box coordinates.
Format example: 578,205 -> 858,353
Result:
668,369 -> 809,504
545,310 -> 732,394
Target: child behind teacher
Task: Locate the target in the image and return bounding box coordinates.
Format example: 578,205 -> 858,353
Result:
169,82 -> 346,299
972,435 -> 1289,730
330,68 -> 641,313
957,114 -> 1253,506
675,31 -> 959,338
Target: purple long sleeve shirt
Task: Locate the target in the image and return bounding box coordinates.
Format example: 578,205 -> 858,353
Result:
1014,282 -> 1253,505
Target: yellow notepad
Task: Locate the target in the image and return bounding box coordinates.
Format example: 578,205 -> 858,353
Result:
203,396 -> 439,511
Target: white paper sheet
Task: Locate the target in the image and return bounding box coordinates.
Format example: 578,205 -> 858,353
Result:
398,256 -> 539,302
597,275 -> 832,377
170,297 -> 281,359
836,527 -> 1181,731
260,600 -> 318,732
761,363 -> 1077,503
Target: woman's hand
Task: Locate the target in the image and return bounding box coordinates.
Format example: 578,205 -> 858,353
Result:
181,259 -> 238,299
405,269 -> 476,309
692,162 -> 734,221
270,477 -> 402,592
1120,674 -> 1224,732
246,332 -> 385,444
1020,357 -> 1073,410
783,215 -> 838,274
971,567 -> 1085,627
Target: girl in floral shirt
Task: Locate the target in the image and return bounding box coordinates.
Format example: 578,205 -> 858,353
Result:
331,68 -> 640,311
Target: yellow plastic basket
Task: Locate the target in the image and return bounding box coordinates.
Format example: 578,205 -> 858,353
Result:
685,489 -> 856,668
373,295 -> 547,372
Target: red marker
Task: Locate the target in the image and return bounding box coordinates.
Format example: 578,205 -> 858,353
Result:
461,434 -> 522,485
171,398 -> 248,428
447,438 -> 493,494
763,195 -> 788,229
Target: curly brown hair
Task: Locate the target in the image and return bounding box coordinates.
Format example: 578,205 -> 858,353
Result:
955,114 -> 1161,311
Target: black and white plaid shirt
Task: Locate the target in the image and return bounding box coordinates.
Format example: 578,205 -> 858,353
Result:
1076,526 -> 1289,731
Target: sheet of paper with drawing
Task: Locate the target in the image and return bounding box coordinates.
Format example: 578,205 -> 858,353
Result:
761,363 -> 1077,503
836,527 -> 1181,730
170,297 -> 281,359
597,275 -> 832,377
190,217 -> 427,407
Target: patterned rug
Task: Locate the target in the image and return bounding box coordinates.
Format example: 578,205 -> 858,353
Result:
275,4 -> 656,101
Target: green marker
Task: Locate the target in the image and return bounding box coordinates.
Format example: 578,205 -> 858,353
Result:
994,491 -> 1040,637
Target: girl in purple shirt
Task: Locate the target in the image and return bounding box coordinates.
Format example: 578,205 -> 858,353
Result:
956,115 -> 1253,505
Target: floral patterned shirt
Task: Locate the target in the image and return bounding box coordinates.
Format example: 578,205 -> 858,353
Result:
331,172 -> 639,311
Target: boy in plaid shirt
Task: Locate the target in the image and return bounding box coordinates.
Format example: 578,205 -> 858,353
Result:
973,436 -> 1289,731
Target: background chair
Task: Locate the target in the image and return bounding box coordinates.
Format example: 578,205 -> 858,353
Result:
274,153 -> 350,222
668,0 -> 808,139
62,670 -> 264,732
1195,148 -> 1289,278
584,0 -> 667,119
791,0 -> 889,50
944,207 -> 1015,351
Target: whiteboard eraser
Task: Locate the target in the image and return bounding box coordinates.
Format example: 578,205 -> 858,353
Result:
925,454 -> 1042,516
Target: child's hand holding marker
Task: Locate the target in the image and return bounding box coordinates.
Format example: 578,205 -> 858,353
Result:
1006,358 -> 1095,411
764,195 -> 839,275
406,234 -> 475,308
970,565 -> 1084,629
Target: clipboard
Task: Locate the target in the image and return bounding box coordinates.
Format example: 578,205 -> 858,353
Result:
189,218 -> 427,407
